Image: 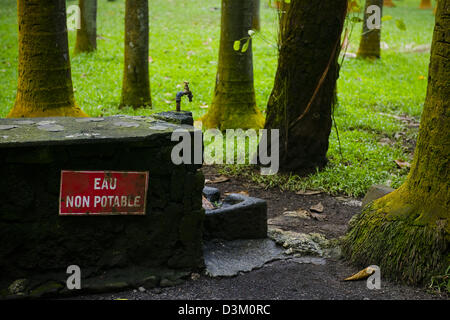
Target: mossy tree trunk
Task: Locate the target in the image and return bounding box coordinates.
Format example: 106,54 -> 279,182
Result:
252,0 -> 261,31
120,0 -> 151,109
420,0 -> 433,9
343,0 -> 449,285
7,0 -> 88,118
263,0 -> 348,172
74,0 -> 97,55
357,0 -> 383,59
201,0 -> 264,130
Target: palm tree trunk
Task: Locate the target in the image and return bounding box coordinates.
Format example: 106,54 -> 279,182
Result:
7,0 -> 87,118
263,0 -> 348,172
74,0 -> 97,55
201,0 -> 264,130
120,0 -> 151,109
357,0 -> 383,59
343,0 -> 449,285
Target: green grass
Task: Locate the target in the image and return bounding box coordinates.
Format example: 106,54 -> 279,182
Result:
0,0 -> 436,197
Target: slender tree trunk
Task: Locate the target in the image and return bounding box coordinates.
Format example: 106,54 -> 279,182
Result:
343,0 -> 449,285
263,0 -> 348,172
7,0 -> 88,118
420,0 -> 432,9
252,0 -> 261,31
74,0 -> 97,55
357,0 -> 383,59
201,0 -> 264,130
120,0 -> 151,109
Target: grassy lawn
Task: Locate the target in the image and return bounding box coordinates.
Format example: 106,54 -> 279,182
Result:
0,0 -> 436,197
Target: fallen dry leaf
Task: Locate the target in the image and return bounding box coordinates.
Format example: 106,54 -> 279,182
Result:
310,202 -> 324,213
296,190 -> 322,196
224,190 -> 249,197
206,175 -> 230,184
284,209 -> 311,220
344,267 -> 376,281
394,159 -> 411,169
202,195 -> 215,210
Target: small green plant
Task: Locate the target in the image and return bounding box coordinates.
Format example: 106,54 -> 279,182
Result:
428,266 -> 450,294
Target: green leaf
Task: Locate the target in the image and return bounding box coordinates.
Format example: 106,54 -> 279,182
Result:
382,15 -> 393,22
395,19 -> 406,31
241,39 -> 250,53
233,40 -> 241,51
284,0 -> 291,3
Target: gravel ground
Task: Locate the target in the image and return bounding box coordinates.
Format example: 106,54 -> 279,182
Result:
72,258 -> 446,300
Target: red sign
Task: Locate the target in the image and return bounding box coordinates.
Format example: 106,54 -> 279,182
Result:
59,171 -> 149,216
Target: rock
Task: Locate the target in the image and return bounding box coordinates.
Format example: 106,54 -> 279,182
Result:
310,202 -> 324,213
343,200 -> 362,207
8,279 -> 29,295
138,287 -> 146,293
203,186 -> 220,203
362,185 -> 395,208
204,193 -> 267,240
203,239 -> 284,277
268,228 -> 324,256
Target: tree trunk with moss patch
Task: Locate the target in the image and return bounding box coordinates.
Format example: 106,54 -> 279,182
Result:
120,0 -> 151,109
420,0 -> 433,9
7,0 -> 88,118
343,0 -> 449,285
201,0 -> 264,130
357,0 -> 383,59
74,0 -> 97,55
263,0 -> 347,172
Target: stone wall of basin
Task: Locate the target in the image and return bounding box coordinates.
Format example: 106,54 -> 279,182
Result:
0,115 -> 204,289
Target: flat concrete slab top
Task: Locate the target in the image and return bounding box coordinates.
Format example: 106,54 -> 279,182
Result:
203,239 -> 285,277
0,116 -> 194,148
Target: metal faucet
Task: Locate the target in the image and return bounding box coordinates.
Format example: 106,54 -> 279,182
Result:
176,81 -> 193,112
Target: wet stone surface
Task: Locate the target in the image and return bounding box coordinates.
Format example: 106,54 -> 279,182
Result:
0,115 -> 195,148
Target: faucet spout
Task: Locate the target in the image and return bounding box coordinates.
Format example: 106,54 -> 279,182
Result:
176,81 -> 193,112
